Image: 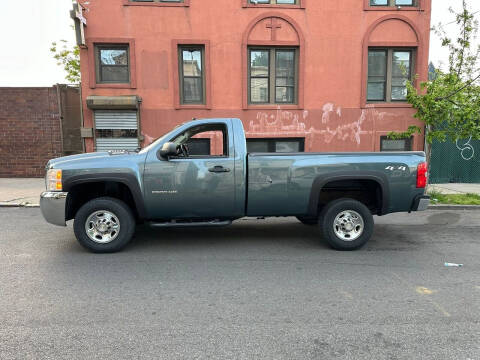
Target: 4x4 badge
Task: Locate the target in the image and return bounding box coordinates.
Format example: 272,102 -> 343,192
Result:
385,166 -> 407,171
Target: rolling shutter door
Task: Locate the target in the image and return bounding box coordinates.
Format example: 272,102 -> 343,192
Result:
94,110 -> 139,151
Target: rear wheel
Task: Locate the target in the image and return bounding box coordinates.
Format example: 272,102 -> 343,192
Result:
319,198 -> 373,251
73,197 -> 135,253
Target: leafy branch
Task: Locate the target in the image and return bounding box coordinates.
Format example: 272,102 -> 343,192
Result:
50,40 -> 81,84
389,0 -> 480,154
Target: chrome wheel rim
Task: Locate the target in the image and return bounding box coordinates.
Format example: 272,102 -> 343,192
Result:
85,210 -> 121,244
333,210 -> 364,241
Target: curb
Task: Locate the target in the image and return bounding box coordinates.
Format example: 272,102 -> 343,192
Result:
0,202 -> 40,208
428,204 -> 480,210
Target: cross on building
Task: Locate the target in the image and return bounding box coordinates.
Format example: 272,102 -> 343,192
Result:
266,18 -> 282,41
70,3 -> 87,48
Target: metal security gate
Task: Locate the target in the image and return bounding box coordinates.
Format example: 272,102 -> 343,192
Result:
430,137 -> 480,183
94,110 -> 139,151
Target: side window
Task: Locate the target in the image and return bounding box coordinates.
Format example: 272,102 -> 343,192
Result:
172,124 -> 228,157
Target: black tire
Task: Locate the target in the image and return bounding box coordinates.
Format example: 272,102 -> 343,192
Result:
319,198 -> 373,251
296,216 -> 318,225
73,197 -> 135,253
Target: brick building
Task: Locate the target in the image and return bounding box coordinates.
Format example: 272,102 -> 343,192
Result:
76,0 -> 432,154
0,86 -> 82,177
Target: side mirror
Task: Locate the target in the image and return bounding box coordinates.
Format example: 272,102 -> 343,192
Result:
159,142 -> 177,159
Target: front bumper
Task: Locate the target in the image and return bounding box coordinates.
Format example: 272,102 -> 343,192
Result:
412,195 -> 430,211
40,192 -> 68,226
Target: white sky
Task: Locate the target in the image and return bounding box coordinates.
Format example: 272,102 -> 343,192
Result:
0,0 -> 479,86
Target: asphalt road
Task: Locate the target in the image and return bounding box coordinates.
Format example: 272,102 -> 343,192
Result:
0,208 -> 479,360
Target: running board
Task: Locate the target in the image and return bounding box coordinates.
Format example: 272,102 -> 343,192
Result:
149,219 -> 232,228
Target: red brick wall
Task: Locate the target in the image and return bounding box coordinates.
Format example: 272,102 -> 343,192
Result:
0,87 -> 63,177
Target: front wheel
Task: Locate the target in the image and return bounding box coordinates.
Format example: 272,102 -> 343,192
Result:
319,198 -> 373,251
73,197 -> 135,253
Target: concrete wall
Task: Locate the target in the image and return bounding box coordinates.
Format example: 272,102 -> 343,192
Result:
78,0 -> 432,152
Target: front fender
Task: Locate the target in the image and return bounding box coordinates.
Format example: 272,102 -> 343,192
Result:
63,173 -> 147,220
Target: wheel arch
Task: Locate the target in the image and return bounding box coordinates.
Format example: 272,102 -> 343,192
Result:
307,171 -> 390,217
63,173 -> 146,221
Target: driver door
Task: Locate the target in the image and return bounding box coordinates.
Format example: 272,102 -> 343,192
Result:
143,122 -> 236,220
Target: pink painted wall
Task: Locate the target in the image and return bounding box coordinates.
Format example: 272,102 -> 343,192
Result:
78,0 -> 432,152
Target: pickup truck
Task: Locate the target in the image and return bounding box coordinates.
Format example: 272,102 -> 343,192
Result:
40,118 -> 429,253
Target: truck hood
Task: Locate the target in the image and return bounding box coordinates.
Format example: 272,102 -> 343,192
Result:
46,151 -> 139,169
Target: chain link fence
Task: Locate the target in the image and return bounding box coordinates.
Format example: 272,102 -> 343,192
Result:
430,138 -> 480,183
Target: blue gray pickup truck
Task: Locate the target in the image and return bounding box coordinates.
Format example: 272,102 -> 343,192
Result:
40,118 -> 429,253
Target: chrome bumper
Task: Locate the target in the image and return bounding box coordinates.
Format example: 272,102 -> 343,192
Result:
412,195 -> 430,212
40,192 -> 68,226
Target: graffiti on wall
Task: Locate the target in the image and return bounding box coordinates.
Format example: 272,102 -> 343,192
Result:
249,108 -> 308,133
318,104 -> 366,145
456,137 -> 475,161
139,103 -> 412,152
248,104 -> 370,149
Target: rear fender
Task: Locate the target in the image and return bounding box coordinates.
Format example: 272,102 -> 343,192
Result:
307,171 -> 390,217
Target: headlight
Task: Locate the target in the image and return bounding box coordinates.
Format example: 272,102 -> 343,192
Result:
46,169 -> 63,191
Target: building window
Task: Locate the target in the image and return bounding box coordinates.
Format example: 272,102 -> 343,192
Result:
130,0 -> 183,2
370,0 -> 415,6
95,45 -> 130,84
249,48 -> 298,104
250,0 -> 297,4
125,0 -> 189,6
179,46 -> 205,104
367,49 -> 414,102
246,138 -> 304,153
380,136 -> 413,151
243,0 -> 304,8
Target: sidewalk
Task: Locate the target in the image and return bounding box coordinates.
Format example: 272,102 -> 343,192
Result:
1,178 -> 480,208
428,183 -> 480,195
0,178 -> 44,207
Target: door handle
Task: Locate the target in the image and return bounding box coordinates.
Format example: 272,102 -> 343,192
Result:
208,166 -> 231,173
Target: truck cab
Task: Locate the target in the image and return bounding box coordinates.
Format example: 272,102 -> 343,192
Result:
142,118 -> 246,220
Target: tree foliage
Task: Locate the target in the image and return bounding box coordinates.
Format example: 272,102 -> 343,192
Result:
389,0 -> 480,145
50,40 -> 81,84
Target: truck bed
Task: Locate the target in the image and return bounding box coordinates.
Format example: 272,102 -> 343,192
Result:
246,152 -> 426,217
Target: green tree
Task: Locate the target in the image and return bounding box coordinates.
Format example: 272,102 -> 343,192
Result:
389,0 -> 480,164
50,40 -> 81,84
